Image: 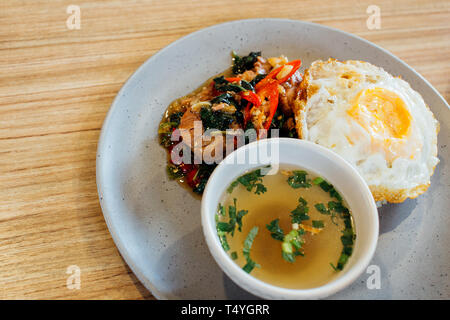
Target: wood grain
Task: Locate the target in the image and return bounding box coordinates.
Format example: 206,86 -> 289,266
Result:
0,0 -> 448,299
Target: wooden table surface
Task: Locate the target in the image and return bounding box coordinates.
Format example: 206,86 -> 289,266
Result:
1,0 -> 449,299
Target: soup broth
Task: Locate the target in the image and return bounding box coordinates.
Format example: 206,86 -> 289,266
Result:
217,166 -> 355,289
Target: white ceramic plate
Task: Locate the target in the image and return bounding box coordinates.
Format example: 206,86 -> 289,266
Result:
96,19 -> 450,299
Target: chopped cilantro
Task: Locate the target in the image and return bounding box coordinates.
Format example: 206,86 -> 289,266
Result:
287,170 -> 312,189
218,203 -> 225,216
312,220 -> 324,228
216,221 -> 233,233
242,226 -> 260,273
314,203 -> 329,215
216,198 -> 248,236
290,197 -> 310,223
266,219 -> 284,241
317,179 -> 343,201
315,201 -> 349,226
215,214 -> 231,252
218,234 -> 230,251
228,167 -> 269,195
236,209 -> 249,232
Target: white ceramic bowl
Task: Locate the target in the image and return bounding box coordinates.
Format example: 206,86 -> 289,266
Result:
201,138 -> 379,299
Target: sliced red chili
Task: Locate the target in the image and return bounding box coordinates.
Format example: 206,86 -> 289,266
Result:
240,90 -> 261,107
180,163 -> 194,174
255,59 -> 302,90
186,166 -> 199,187
275,59 -> 302,83
243,101 -> 252,127
225,77 -> 241,83
257,81 -> 280,132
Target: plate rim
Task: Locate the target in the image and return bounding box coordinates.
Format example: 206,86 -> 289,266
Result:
96,18 -> 449,300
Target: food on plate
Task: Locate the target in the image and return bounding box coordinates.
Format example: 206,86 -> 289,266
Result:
293,59 -> 439,203
158,52 -> 439,204
159,51 -> 302,194
216,166 -> 355,289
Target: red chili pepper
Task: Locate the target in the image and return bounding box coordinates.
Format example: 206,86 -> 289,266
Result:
210,80 -> 221,96
225,77 -> 241,83
258,81 -> 280,132
255,59 -> 302,90
243,102 -> 252,127
186,166 -> 199,187
180,163 -> 194,174
275,59 -> 302,83
240,90 -> 261,107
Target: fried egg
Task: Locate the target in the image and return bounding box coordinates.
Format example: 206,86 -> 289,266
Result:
294,59 -> 439,203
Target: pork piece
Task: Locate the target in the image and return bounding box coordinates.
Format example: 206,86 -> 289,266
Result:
178,108 -> 203,157
279,71 -> 302,116
254,56 -> 272,74
178,107 -> 228,160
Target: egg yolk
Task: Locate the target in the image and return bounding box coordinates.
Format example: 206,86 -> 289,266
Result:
347,88 -> 415,162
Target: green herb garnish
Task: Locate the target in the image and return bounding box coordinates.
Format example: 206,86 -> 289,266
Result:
227,167 -> 269,195
312,220 -> 324,229
312,177 -> 324,185
231,251 -> 238,260
266,219 -> 285,241
231,51 -> 261,74
236,208 -> 249,232
290,197 -> 310,223
314,203 -> 329,215
287,170 -> 312,189
192,163 -> 217,194
242,226 -> 260,273
218,203 -> 226,216
166,164 -> 184,180
249,74 -> 266,87
215,214 -> 230,252
200,106 -> 235,131
216,198 -> 248,236
316,179 -> 343,202
168,111 -> 183,127
281,229 -> 305,263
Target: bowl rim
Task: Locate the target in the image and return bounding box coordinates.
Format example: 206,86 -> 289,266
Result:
201,138 -> 379,299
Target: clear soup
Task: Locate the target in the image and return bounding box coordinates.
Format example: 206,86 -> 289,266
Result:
217,165 -> 355,289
